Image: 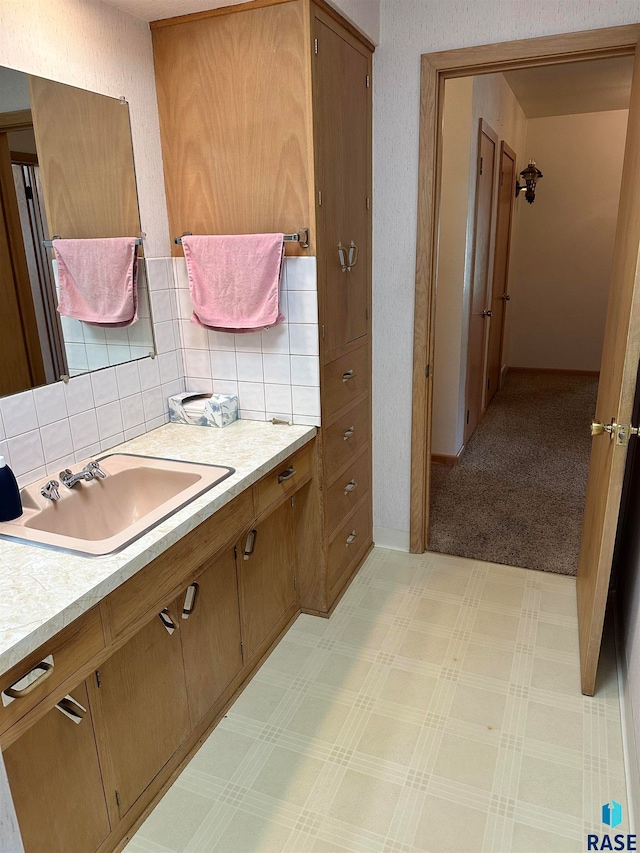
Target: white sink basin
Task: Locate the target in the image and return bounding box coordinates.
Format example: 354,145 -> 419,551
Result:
0,454 -> 234,556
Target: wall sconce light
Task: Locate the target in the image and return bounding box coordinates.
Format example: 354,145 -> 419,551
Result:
515,160 -> 543,204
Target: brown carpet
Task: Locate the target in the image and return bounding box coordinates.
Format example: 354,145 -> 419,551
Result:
428,371 -> 598,575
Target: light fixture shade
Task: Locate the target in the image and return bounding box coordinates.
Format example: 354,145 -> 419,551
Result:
518,160 -> 543,204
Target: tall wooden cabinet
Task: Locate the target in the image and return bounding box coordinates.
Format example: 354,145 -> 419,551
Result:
152,0 -> 374,614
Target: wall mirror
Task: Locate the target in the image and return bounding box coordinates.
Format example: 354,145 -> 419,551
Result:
0,67 -> 155,398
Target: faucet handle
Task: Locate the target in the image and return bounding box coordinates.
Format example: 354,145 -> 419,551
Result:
41,480 -> 61,501
59,469 -> 73,487
84,460 -> 106,479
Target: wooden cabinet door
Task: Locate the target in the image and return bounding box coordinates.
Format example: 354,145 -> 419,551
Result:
314,15 -> 370,355
94,607 -> 191,820
4,680 -> 110,853
179,548 -> 244,726
238,501 -> 296,661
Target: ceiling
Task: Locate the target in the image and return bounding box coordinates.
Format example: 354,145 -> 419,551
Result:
102,0 -> 246,22
504,56 -> 634,118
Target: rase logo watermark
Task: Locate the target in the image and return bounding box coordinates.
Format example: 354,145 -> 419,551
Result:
587,801 -> 637,851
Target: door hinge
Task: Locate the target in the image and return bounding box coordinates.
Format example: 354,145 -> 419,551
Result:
294,577 -> 297,590
240,640 -> 244,656
487,378 -> 491,390
366,197 -> 370,210
314,37 -> 318,54
480,156 -> 483,175
425,364 -> 430,378
234,545 -> 237,560
366,74 -> 370,88
115,791 -> 121,808
24,185 -> 33,201
466,410 -> 470,425
290,494 -> 295,507
322,324 -> 325,339
318,190 -> 322,206
95,670 -> 101,688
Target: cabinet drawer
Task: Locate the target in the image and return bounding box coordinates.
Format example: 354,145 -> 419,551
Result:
325,448 -> 371,536
323,397 -> 370,478
0,607 -> 104,736
327,494 -> 371,589
323,344 -> 369,420
104,488 -> 253,640
255,442 -> 313,516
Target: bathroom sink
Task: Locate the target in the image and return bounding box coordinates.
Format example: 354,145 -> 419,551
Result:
0,454 -> 234,556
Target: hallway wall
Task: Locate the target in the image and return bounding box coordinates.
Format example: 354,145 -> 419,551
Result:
431,73 -> 526,458
507,109 -> 628,372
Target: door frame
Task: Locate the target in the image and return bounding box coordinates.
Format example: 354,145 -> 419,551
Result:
491,139 -> 517,395
409,23 -> 640,555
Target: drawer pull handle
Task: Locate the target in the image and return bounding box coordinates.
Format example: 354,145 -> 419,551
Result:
342,370 -> 355,382
338,242 -> 348,273
4,658 -> 54,700
346,530 -> 357,546
343,426 -> 355,440
182,583 -> 199,619
56,694 -> 87,724
347,241 -> 359,270
158,608 -> 177,634
244,529 -> 257,560
344,479 -> 358,495
278,466 -> 296,484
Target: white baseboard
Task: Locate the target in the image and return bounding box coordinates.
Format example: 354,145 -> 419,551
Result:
615,609 -> 639,833
373,527 -> 410,552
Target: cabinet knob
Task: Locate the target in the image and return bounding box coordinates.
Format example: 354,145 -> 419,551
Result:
344,479 -> 357,495
182,583 -> 199,619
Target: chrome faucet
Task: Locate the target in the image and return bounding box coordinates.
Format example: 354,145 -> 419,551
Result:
60,460 -> 107,489
41,480 -> 61,501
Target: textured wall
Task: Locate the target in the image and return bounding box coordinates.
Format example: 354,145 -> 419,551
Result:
0,0 -> 170,257
507,109 -> 628,371
373,0 -> 640,535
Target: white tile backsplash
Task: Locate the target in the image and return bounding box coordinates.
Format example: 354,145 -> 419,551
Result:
0,255 -> 319,487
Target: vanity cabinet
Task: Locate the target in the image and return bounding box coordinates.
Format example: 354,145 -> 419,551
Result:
2,436 -> 316,853
152,0 -> 374,615
3,680 -> 110,853
179,548 -> 244,727
238,500 -> 296,662
91,606 -> 192,820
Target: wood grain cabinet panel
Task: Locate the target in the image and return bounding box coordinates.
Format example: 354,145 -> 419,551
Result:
255,443 -> 313,517
179,548 -> 244,727
238,500 -> 296,662
324,446 -> 371,536
327,492 -> 372,590
322,342 -> 369,421
323,396 -> 370,479
92,608 -> 191,820
4,680 -> 110,853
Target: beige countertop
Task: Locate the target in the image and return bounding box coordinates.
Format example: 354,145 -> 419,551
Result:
0,420 -> 316,678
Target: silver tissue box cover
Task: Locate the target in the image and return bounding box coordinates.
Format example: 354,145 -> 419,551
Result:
168,392 -> 238,428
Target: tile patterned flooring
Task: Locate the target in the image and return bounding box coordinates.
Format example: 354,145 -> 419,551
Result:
125,548 -> 628,853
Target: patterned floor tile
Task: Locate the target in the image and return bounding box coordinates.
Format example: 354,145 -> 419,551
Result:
125,548 -> 628,853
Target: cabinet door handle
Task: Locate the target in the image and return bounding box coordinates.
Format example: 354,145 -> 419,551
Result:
277,466 -> 296,484
347,241 -> 359,270
4,658 -> 54,700
344,479 -> 358,495
343,426 -> 355,440
56,694 -> 87,724
342,369 -> 355,382
346,530 -> 357,546
182,583 -> 199,619
338,242 -> 348,272
158,608 -> 177,634
244,529 -> 257,560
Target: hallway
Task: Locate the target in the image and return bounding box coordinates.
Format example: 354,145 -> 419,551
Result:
429,371 -> 597,575
125,547 -> 625,853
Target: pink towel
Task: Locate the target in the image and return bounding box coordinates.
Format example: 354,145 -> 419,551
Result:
182,234 -> 285,333
54,237 -> 138,327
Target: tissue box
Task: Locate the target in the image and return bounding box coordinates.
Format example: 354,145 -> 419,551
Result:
168,392 -> 238,428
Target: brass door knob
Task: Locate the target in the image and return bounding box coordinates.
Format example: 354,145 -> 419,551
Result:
591,420 -> 615,437
482,309 -> 492,317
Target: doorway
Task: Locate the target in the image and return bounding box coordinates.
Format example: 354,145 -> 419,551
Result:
409,24 -> 640,695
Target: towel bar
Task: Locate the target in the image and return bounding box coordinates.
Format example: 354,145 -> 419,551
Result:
43,237 -> 143,248
174,228 -> 310,249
